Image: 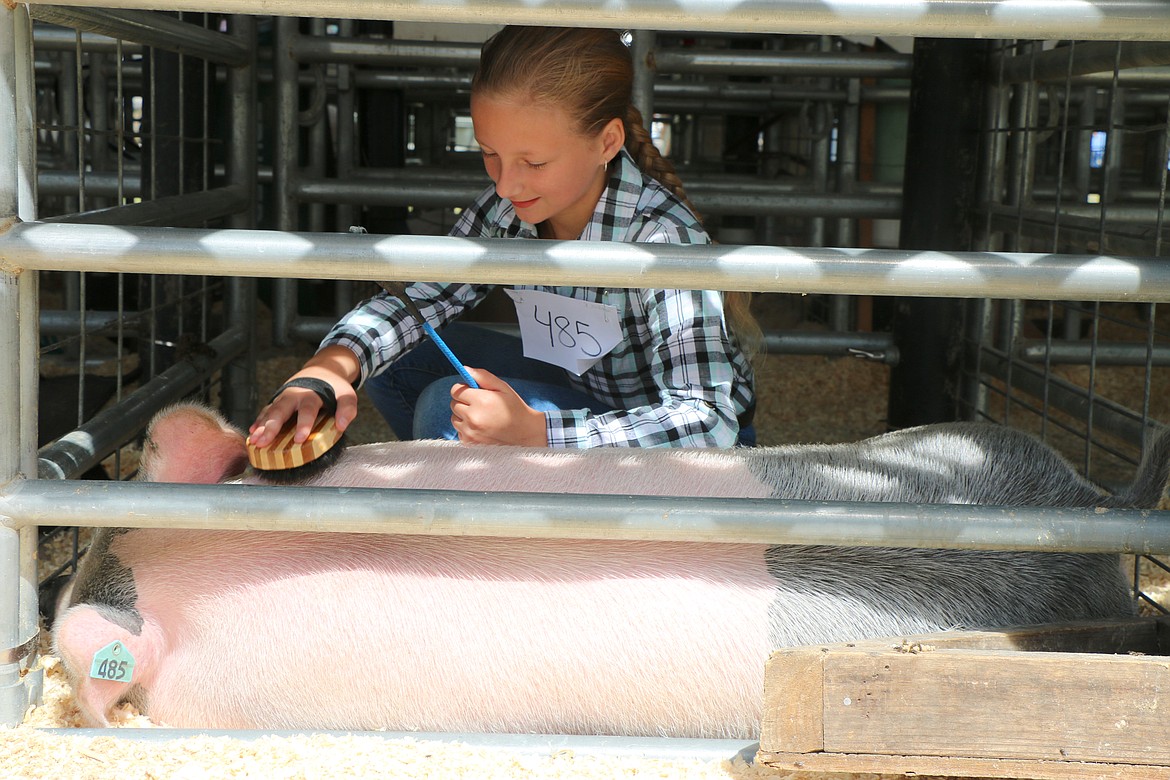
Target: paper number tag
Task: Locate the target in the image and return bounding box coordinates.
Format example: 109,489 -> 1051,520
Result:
89,640 -> 136,683
505,289 -> 621,375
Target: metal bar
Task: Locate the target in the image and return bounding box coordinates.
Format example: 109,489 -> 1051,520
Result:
272,16 -> 298,347
292,34 -> 479,67
0,0 -> 39,731
998,41 -> 1170,84
32,25 -> 144,54
38,170 -> 142,198
630,30 -> 654,127
1018,340 -> 1170,366
41,184 -> 249,226
653,48 -> 911,78
7,223 -> 1170,302
0,2 -> 22,729
37,326 -> 248,480
987,208 -> 1170,256
4,479 -> 1170,554
222,14 -> 257,428
292,175 -> 902,217
40,309 -> 137,334
29,6 -> 250,67
18,0 -> 1170,41
40,729 -> 757,763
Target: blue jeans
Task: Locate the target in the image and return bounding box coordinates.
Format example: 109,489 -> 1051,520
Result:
365,324 -> 612,440
364,323 -> 755,445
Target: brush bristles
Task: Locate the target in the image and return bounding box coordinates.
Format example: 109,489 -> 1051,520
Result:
254,433 -> 348,484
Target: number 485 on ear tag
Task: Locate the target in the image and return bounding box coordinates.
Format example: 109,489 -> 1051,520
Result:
90,640 -> 136,683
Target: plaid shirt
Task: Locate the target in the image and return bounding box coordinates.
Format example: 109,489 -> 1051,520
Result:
322,148 -> 756,448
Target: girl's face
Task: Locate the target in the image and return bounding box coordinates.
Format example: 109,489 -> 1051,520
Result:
471,93 -> 624,240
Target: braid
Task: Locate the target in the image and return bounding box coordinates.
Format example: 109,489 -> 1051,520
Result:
624,105 -> 702,226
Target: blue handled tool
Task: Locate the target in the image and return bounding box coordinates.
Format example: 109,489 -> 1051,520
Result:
378,280 -> 479,389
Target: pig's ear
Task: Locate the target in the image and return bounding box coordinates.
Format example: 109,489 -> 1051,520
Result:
139,403 -> 248,483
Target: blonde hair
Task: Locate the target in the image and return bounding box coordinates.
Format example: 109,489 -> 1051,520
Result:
473,26 -> 761,360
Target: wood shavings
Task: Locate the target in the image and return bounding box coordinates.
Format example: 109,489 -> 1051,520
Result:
895,640 -> 936,654
1,727 -> 847,780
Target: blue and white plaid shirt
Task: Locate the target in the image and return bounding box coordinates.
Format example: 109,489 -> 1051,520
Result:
322,148 -> 756,448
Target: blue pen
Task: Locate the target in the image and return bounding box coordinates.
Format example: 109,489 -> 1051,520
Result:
378,280 -> 480,389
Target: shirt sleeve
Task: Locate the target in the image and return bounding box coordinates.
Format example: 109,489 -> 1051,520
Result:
544,284 -> 743,448
319,191 -> 498,386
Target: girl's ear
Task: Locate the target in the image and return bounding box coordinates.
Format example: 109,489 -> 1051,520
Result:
599,116 -> 625,165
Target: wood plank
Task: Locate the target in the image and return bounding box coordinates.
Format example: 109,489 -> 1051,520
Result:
819,647 -> 1170,764
760,648 -> 824,752
875,617 -> 1170,655
756,750 -> 1170,780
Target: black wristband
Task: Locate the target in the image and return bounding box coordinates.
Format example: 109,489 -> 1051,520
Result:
270,377 -> 338,416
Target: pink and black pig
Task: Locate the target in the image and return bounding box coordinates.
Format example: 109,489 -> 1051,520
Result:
51,403 -> 1167,737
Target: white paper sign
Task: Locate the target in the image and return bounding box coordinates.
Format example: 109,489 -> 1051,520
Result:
505,289 -> 622,375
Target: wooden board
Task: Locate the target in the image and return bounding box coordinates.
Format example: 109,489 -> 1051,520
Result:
760,617 -> 1170,769
755,750 -> 1170,780
245,414 -> 340,471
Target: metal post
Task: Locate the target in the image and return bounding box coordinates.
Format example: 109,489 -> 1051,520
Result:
808,37 -> 832,248
889,39 -> 990,428
272,15 -> 300,346
831,48 -> 861,330
630,30 -> 655,129
333,18 -> 356,316
0,0 -> 41,728
223,14 -> 257,427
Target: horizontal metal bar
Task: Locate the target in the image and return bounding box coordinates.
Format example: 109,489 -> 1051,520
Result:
5,222 -> 1170,302
38,729 -> 758,763
292,34 -> 479,67
3,480 -> 1169,553
290,315 -> 899,363
40,309 -> 138,335
998,41 -> 1170,84
18,0 -> 1170,41
28,6 -> 251,67
31,24 -> 144,54
653,49 -> 911,78
986,209 -> 1170,257
37,170 -> 141,198
37,326 -> 248,480
1018,340 -> 1170,367
765,330 -> 898,363
293,175 -> 902,218
41,184 -> 249,227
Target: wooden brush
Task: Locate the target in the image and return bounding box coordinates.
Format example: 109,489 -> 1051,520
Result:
245,377 -> 348,483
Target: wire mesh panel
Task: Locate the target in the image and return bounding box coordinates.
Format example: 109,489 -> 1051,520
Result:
968,39 -> 1170,611
29,10 -> 252,592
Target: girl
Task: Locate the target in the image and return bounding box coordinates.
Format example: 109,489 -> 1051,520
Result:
251,26 -> 758,450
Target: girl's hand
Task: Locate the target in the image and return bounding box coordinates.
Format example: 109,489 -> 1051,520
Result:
449,368 -> 548,446
248,346 -> 360,448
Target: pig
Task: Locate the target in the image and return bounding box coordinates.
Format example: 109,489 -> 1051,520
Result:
50,402 -> 1169,738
